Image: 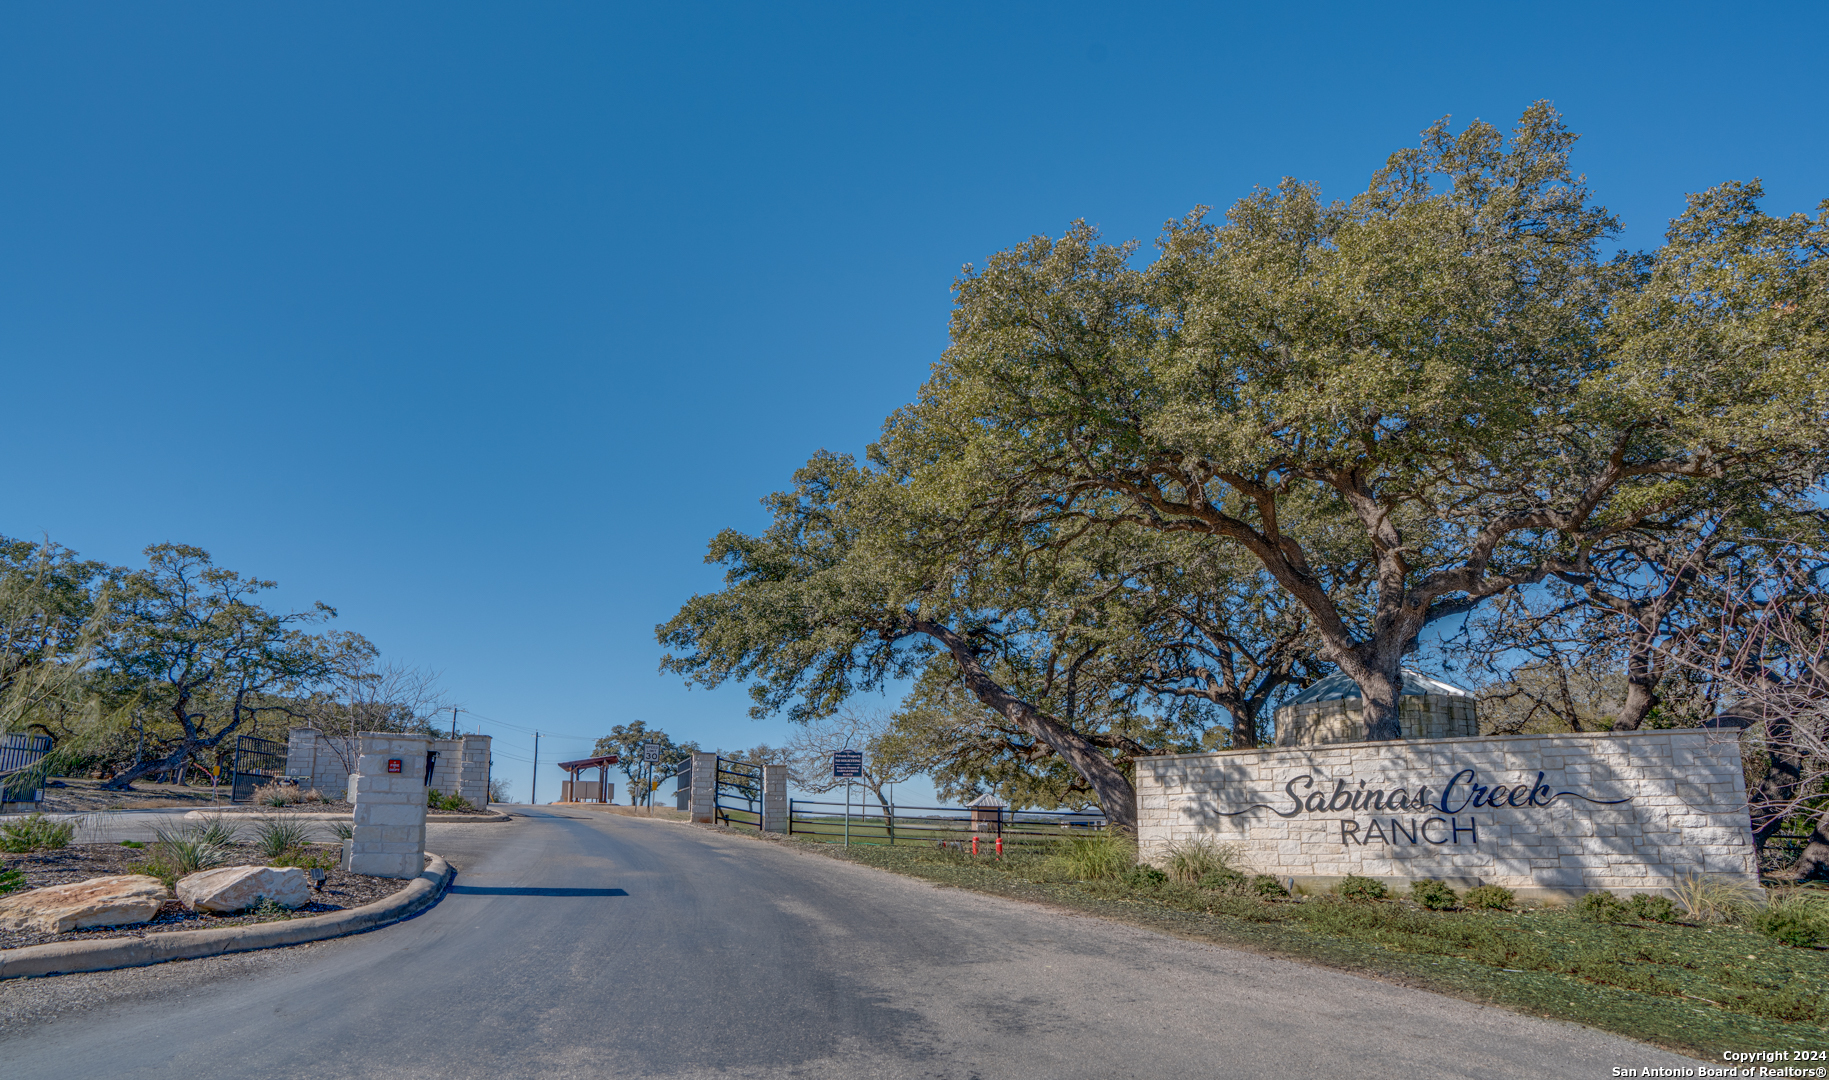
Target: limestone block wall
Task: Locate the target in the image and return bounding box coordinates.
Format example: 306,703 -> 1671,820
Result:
1136,729 -> 1759,899
1274,693 -> 1478,747
347,732 -> 430,879
286,728 -> 491,809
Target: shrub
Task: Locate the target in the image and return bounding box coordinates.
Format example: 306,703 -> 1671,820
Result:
119,839 -> 145,849
1752,907 -> 1823,948
1121,865 -> 1169,888
252,816 -> 315,861
1197,868 -> 1246,892
1050,832 -> 1136,880
0,813 -> 75,853
1752,889 -> 1829,948
1627,893 -> 1678,923
1463,885 -> 1515,911
1251,874 -> 1290,898
1409,879 -> 1459,910
0,866 -> 24,895
1163,838 -> 1244,884
1576,890 -> 1630,923
1673,872 -> 1754,923
1336,875 -> 1388,902
427,789 -> 473,812
253,782 -> 304,807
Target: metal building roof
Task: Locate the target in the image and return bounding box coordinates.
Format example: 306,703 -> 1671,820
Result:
1283,668 -> 1473,707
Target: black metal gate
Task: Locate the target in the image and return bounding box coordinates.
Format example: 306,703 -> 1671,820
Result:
0,733 -> 52,803
230,735 -> 286,803
714,756 -> 762,829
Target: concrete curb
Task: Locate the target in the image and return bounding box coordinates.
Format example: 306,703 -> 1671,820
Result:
0,853 -> 455,980
180,810 -> 512,824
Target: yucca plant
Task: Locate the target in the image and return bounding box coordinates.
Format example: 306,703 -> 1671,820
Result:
189,814 -> 243,846
150,820 -> 231,877
252,816 -> 315,861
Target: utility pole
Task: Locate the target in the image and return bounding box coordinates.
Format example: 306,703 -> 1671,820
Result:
451,707 -> 459,738
531,731 -> 539,805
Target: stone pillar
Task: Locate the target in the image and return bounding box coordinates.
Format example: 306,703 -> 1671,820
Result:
689,751 -> 717,824
761,764 -> 788,833
458,735 -> 491,809
347,732 -> 431,879
284,727 -> 318,783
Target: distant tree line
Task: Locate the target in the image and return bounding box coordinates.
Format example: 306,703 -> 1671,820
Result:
1,537 -> 449,790
655,106 -> 1829,878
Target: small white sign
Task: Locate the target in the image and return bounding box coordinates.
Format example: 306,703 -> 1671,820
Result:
641,742 -> 662,763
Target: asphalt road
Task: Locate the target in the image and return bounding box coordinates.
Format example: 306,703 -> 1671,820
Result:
1,807 -> 1694,1079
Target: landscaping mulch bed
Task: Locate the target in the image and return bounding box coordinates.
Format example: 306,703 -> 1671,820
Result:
0,842 -> 410,952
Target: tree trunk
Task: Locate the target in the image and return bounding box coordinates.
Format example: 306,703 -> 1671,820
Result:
1745,714 -> 1802,854
1611,643 -> 1660,731
1795,820 -> 1829,882
914,619 -> 1138,831
103,738 -> 194,791
1334,651 -> 1405,742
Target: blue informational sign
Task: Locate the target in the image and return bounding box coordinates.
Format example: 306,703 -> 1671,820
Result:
832,750 -> 864,778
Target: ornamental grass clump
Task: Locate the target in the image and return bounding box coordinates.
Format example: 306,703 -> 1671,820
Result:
1050,831 -> 1135,881
143,819 -> 234,885
1673,872 -> 1755,924
1163,838 -> 1244,884
1409,879 -> 1459,910
0,812 -> 74,852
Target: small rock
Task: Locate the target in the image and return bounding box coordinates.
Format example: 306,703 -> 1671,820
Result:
176,866 -> 312,913
0,875 -> 170,933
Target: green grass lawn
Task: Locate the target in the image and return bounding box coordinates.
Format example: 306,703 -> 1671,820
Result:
795,839 -> 1829,1060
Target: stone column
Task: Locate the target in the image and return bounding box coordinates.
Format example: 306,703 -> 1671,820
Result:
689,750 -> 717,824
284,727 -> 318,784
761,764 -> 788,833
347,732 -> 431,879
458,735 -> 491,809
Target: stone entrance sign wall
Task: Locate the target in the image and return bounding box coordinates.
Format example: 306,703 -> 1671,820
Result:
1136,729 -> 1760,899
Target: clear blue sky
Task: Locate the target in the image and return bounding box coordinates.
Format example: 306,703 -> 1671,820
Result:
3,3 -> 1824,803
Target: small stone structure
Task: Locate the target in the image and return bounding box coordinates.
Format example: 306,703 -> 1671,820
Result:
1274,669 -> 1478,746
762,764 -> 788,833
688,751 -> 717,824
1136,728 -> 1760,900
346,732 -> 430,879
286,727 -> 491,809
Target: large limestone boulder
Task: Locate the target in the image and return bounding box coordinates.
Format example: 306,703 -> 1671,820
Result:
176,865 -> 312,914
0,874 -> 170,933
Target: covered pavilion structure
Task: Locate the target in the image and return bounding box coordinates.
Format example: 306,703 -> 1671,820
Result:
556,753 -> 619,804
